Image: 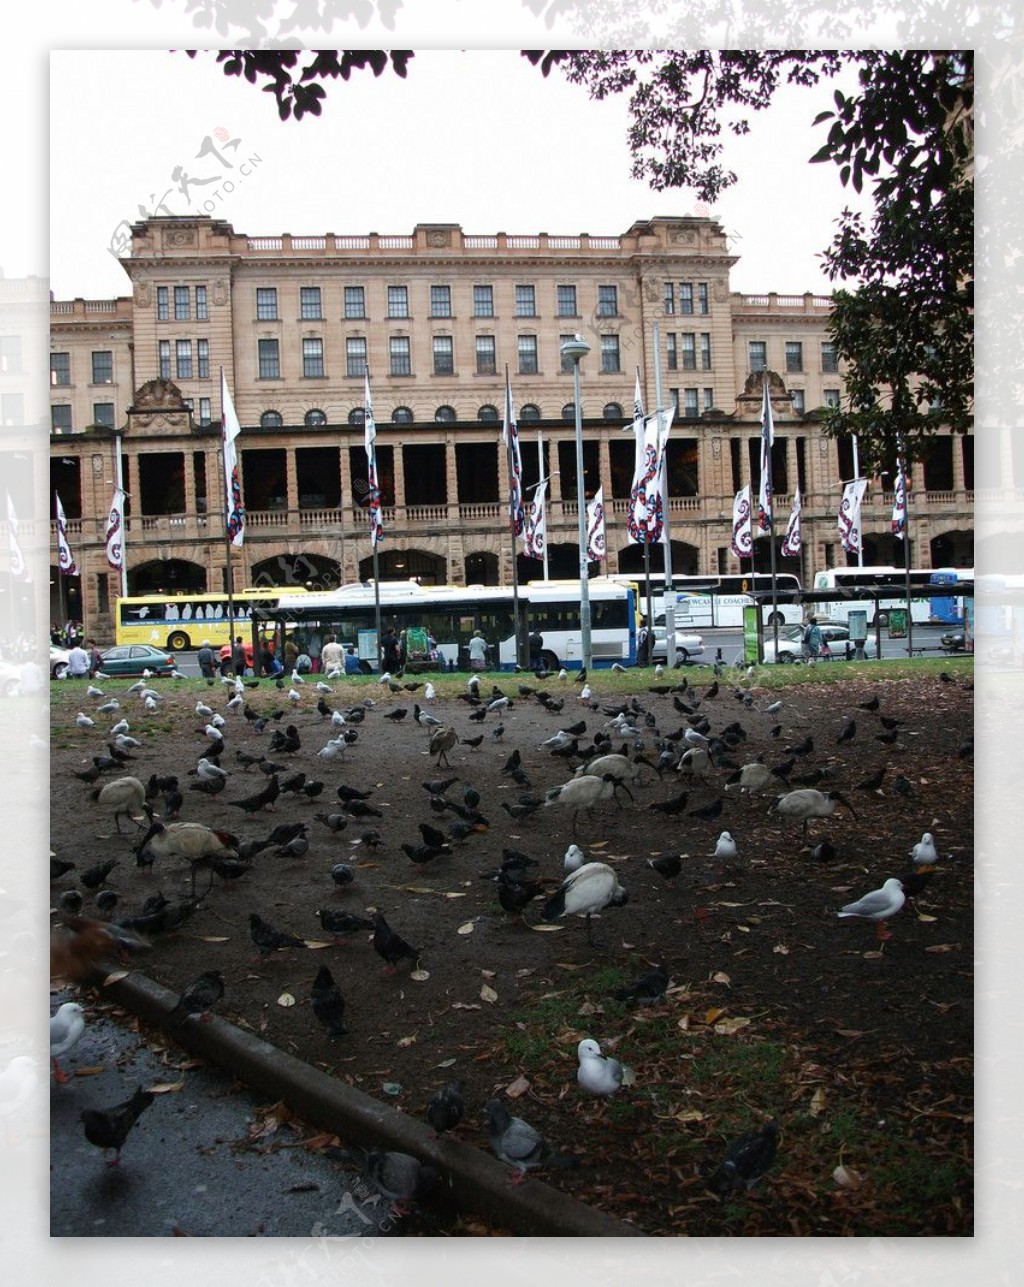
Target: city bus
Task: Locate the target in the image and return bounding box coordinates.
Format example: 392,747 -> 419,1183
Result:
608,572 -> 804,628
114,590 -> 306,651
812,566 -> 973,626
252,578 -> 639,672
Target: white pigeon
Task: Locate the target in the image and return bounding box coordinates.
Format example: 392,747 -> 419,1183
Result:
563,843 -> 586,873
910,832 -> 939,867
576,1038 -> 635,1096
317,738 -> 347,761
424,683 -> 436,701
50,1002 -> 86,1083
713,830 -> 738,861
75,712 -> 95,729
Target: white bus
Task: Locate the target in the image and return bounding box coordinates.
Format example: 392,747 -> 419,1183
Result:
812,566 -> 973,626
255,578 -> 640,673
610,572 -> 804,629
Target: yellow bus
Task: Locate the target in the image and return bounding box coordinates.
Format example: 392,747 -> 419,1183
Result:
114,590 -> 300,652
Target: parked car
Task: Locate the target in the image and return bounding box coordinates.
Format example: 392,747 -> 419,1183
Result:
1,657 -> 25,697
762,622 -> 880,664
649,616 -> 705,664
50,645 -> 71,679
94,644 -> 177,677
940,631 -> 966,653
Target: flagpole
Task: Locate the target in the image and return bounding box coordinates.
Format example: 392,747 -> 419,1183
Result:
364,372 -> 382,668
219,368 -> 238,665
652,322 -> 676,665
897,430 -> 914,657
537,430 -> 548,582
760,375 -> 780,660
503,366 -> 525,669
851,435 -> 864,568
113,431 -> 128,600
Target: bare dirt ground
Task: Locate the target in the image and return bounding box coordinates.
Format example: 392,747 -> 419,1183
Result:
50,661 -> 973,1236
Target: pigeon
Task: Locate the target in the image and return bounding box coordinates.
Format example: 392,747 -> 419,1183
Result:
80,1086 -> 155,1166
426,1080 -> 465,1135
80,858 -> 118,890
311,964 -> 349,1037
646,852 -> 683,880
836,718 -> 857,745
50,1002 -> 86,1083
836,877 -> 906,941
337,1144 -> 442,1216
329,862 -> 356,887
613,962 -> 669,1006
316,907 -> 374,938
706,1122 -> 780,1195
229,775 -> 281,814
372,912 -> 419,973
59,889 -> 84,916
483,1098 -> 579,1184
576,1037 -> 636,1095
689,796 -> 723,822
166,970 -> 224,1027
248,912 -> 306,957
315,812 -> 349,833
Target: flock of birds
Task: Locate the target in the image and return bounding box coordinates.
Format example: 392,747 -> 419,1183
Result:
49,657 -> 967,1213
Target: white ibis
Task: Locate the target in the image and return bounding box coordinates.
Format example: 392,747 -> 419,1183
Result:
540,861 -> 628,946
724,761 -> 773,797
772,788 -> 856,834
90,776 -> 148,833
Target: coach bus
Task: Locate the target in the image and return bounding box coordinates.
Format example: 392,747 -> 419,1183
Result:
608,571 -> 804,628
253,578 -> 639,672
114,590 -> 305,651
812,566 -> 973,626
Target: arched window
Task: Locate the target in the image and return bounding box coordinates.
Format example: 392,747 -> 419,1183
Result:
519,403 -> 541,422
260,410 -> 283,428
562,403 -> 576,422
477,404 -> 499,422
348,407 -> 365,427
435,405 -> 457,423
392,406 -> 414,424
602,402 -> 624,421
304,409 -> 327,427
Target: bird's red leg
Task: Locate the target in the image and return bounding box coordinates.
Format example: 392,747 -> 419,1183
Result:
52,1057 -> 69,1085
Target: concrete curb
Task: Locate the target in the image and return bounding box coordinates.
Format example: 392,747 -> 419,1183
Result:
99,968 -> 645,1238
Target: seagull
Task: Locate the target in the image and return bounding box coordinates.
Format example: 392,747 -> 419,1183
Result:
837,877 -> 906,941
563,843 -> 586,873
75,712 -> 95,730
50,1002 -> 86,1083
483,1098 -> 579,1184
712,830 -> 737,861
910,831 -> 939,868
576,1037 -> 635,1096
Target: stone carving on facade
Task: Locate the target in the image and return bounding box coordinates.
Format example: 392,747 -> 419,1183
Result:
667,225 -> 699,245
165,227 -> 197,247
212,279 -> 229,307
132,277 -> 152,308
126,378 -> 194,435
426,229 -> 451,248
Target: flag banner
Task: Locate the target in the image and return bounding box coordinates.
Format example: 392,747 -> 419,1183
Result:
364,371 -> 384,546
524,484 -> 547,559
780,487 -> 802,557
838,478 -> 868,554
891,462 -> 907,540
628,412 -> 665,544
756,377 -> 774,536
55,491 -> 79,576
586,487 -> 606,563
730,486 -> 753,560
6,493 -> 31,583
501,371 -> 525,536
655,405 -> 675,547
221,370 -> 245,547
104,487 -> 125,572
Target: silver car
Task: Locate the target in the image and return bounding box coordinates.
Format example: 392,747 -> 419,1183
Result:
648,616 -> 705,664
762,623 -> 879,664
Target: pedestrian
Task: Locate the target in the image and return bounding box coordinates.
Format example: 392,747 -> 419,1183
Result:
86,638 -> 104,678
197,640 -> 216,679
468,630 -> 488,672
284,634 -> 299,671
66,639 -> 90,678
381,628 -> 401,673
803,616 -> 824,664
295,649 -> 313,675
320,634 -> 344,675
231,635 -> 248,677
637,617 -> 650,664
528,628 -> 544,670
307,633 -> 322,674
344,645 -> 362,676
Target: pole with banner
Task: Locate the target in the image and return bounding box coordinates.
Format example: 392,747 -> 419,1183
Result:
891,427 -> 913,656
363,370 -> 383,666
652,321 -> 676,665
756,374 -> 780,658
221,368 -> 246,667
627,370 -> 655,662
55,490 -> 79,631
501,367 -> 527,668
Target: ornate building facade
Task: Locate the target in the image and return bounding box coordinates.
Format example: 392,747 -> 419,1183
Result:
49,215 -> 974,637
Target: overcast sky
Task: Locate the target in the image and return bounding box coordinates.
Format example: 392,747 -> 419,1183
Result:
50,49 -> 871,301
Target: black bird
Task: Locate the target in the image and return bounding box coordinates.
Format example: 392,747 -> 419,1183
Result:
265,820 -> 307,847
496,872 -> 547,917
875,728 -> 900,746
892,773 -> 914,797
787,736 -> 814,756
235,750 -> 265,770
462,784 -> 481,810
311,964 -> 349,1037
51,857 -> 76,881
426,1081 -> 465,1136
418,822 -> 450,849
189,775 -> 227,797
345,799 -> 384,820
423,777 -> 458,797
689,797 -> 723,822
896,869 -> 934,899
836,718 -> 857,745
301,780 -> 325,801
880,715 -> 904,731
229,775 -> 280,813
317,907 -> 374,938
80,1086 -> 155,1166
770,758 -> 795,781
74,764 -> 103,784
201,854 -> 253,886
329,862 -> 356,887
402,841 -> 450,864
80,859 -> 118,891
59,889 -> 84,915
248,912 -> 306,957
808,840 -> 838,862
855,766 -> 887,792
706,1122 -> 780,1195
116,897 -> 199,938
575,667 -> 587,684
145,773 -> 179,800
314,811 -> 349,833
613,962 -> 670,1006
279,770 -> 307,795
337,784 -> 375,803
372,912 -> 419,973
858,695 -> 880,712
258,759 -> 286,776
647,853 -> 682,880
648,791 -> 689,816
94,889 -> 120,915
501,797 -> 543,821
357,829 -> 383,849
384,707 -> 408,721
491,724 -> 506,741
449,817 -> 488,841
468,706 -> 487,723
461,734 -> 484,749
272,834 -> 309,860
166,970 -> 224,1027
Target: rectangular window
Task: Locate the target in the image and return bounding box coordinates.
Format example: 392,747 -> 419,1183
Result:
472,285 -> 493,317
700,333 -> 712,370
515,284 -> 536,317
175,339 -> 193,379
158,340 -> 171,380
91,350 -> 113,384
666,334 -> 677,370
475,335 -> 496,375
198,396 -> 212,426
703,388 -> 715,411
748,341 -> 767,373
663,282 -> 675,315
430,285 -> 452,318
556,284 -> 577,317
388,285 -> 409,319
346,337 -> 367,378
93,402 -> 115,428
197,338 -> 209,379
560,333 -> 577,374
256,287 -> 278,320
821,341 -> 839,373
682,388 -> 700,419
680,333 -> 697,371
823,388 -> 841,408
195,285 -> 208,320
174,286 -> 190,320
344,286 -> 365,319
156,286 -> 169,321
790,389 -> 805,414
600,334 -> 621,373
432,335 -> 454,376
50,352 -> 70,386
52,404 -> 73,433
668,388 -> 680,414
301,286 -> 322,320
679,282 -> 694,315
597,285 -> 618,317
698,282 -> 709,315
303,338 -> 325,378
785,341 -> 803,373
258,338 -> 280,379
517,334 -> 538,375
390,335 -> 412,377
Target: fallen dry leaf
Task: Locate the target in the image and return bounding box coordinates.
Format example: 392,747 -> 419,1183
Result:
277,992 -> 296,1007
480,984 -> 498,1004
505,1075 -> 530,1098
101,970 -> 130,985
410,969 -> 430,981
73,1064 -> 106,1077
711,971 -> 731,985
833,1163 -> 866,1190
397,1034 -> 418,1048
714,1016 -> 752,1035
148,1080 -> 186,1094
925,943 -> 959,953
457,921 -> 475,935
809,1087 -> 827,1116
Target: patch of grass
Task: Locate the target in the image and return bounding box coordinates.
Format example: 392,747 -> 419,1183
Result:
688,1036 -> 791,1091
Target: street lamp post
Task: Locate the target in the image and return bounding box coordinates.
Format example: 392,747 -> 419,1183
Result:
561,334 -> 592,672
